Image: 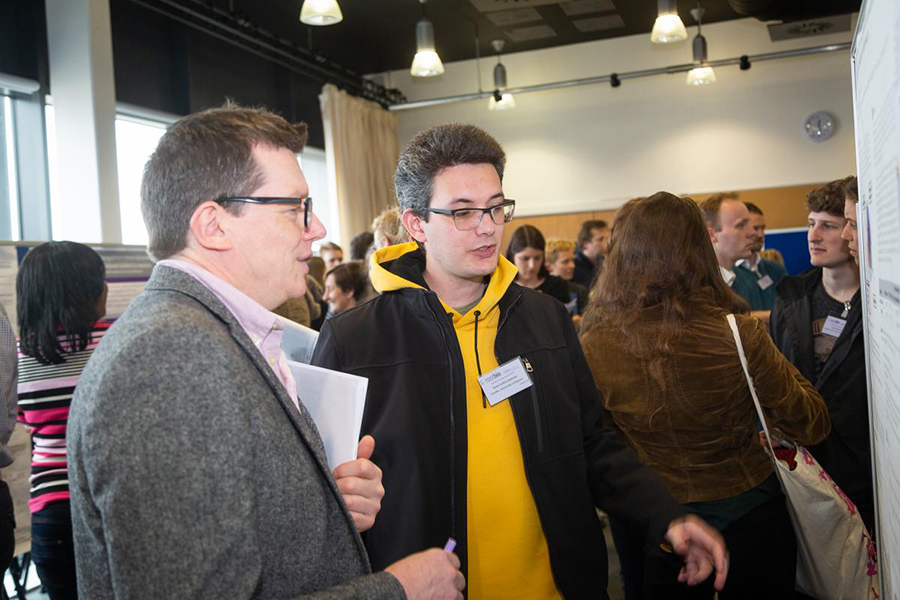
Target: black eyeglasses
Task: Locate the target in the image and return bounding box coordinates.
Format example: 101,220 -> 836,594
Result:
215,196 -> 313,229
426,200 -> 515,231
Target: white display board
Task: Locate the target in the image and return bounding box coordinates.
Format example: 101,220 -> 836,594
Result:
850,0 -> 900,596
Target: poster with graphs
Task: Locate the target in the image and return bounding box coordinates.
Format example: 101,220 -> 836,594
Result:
851,0 -> 900,595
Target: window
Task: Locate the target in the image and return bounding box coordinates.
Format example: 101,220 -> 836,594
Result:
44,104 -> 61,239
44,108 -> 336,248
0,96 -> 20,241
45,105 -> 167,245
115,117 -> 166,245
299,147 -> 338,249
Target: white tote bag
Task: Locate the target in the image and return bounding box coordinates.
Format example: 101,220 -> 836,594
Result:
727,314 -> 879,600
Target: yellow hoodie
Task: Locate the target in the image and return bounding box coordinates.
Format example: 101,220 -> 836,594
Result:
371,243 -> 560,600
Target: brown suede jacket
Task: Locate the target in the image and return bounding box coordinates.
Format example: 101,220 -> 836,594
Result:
581,287 -> 831,503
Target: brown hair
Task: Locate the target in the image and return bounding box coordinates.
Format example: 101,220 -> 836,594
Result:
506,224 -> 549,279
545,238 -> 575,266
576,220 -> 608,250
744,201 -> 763,215
326,261 -> 367,300
141,103 -> 308,261
844,176 -> 858,203
699,192 -> 739,230
806,179 -> 847,217
372,206 -> 408,246
607,197 -> 645,255
348,231 -> 374,261
320,241 -> 343,254
581,192 -> 748,388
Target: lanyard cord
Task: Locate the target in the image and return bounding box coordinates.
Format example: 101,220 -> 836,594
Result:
474,310 -> 487,408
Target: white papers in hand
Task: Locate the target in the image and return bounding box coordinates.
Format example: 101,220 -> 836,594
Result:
278,317 -> 319,363
286,360 -> 367,471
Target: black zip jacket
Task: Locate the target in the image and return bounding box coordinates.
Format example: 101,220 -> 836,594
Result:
312,249 -> 685,598
769,267 -> 874,532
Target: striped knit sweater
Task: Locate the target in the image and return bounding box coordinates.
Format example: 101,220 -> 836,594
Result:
17,323 -> 110,514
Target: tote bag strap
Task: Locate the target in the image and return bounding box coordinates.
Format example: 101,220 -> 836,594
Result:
726,314 -> 779,458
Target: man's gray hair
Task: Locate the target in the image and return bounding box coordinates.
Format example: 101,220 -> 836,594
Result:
394,123 -> 506,218
141,103 -> 308,261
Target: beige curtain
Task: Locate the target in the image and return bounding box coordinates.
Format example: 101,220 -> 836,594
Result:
319,84 -> 400,245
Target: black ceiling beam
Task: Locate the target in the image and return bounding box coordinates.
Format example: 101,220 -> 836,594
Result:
129,0 -> 405,108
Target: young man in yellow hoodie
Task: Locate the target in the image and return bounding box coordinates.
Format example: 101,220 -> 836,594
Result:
312,124 -> 728,599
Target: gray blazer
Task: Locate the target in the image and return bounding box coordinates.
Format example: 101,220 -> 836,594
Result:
69,266 -> 404,599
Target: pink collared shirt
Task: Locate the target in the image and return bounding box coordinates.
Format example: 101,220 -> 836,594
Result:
157,259 -> 299,411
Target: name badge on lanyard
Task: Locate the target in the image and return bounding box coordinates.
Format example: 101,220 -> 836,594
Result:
477,357 -> 534,407
822,316 -> 847,338
757,275 -> 774,290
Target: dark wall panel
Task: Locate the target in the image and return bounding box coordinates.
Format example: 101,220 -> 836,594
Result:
0,1 -> 46,85
111,0 -> 191,115
110,0 -> 325,147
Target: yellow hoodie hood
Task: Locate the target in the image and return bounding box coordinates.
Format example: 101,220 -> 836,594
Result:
369,241 -> 518,324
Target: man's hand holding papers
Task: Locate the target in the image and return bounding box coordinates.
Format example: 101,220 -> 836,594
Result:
333,435 -> 384,533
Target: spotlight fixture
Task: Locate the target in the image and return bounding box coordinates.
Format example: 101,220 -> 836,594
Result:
299,0 -> 343,26
488,40 -> 515,111
410,0 -> 444,78
651,0 -> 687,44
686,4 -> 716,85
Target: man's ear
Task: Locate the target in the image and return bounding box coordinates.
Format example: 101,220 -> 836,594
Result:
189,201 -> 234,251
707,226 -> 718,245
402,208 -> 427,244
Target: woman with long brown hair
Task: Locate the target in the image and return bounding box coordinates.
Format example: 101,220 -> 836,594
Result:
580,192 -> 830,600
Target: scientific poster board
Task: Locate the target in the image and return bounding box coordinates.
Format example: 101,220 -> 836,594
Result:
850,0 -> 900,596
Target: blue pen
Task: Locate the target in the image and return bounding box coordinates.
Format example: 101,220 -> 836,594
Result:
443,538 -> 457,553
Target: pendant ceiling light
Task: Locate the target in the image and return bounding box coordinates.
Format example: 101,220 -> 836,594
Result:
299,0 -> 343,26
686,4 -> 716,85
410,0 -> 444,78
651,0 -> 687,44
488,40 -> 515,111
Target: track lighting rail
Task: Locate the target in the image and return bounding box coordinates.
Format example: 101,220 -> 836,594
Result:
388,42 -> 850,112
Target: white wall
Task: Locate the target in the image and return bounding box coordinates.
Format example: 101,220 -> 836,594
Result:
382,17 -> 856,216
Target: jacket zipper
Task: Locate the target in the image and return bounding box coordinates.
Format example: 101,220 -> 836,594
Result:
841,300 -> 851,319
522,357 -> 545,454
497,290 -> 523,332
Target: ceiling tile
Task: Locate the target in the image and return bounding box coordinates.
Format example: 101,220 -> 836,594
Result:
559,0 -> 617,17
505,24 -> 558,42
485,7 -> 544,26
468,0 -> 566,13
572,14 -> 626,33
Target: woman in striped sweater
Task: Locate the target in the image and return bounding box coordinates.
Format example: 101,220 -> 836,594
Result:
17,241 -> 108,600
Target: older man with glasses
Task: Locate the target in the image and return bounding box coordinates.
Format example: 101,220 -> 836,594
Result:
313,123 -> 728,599
67,105 -> 463,600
